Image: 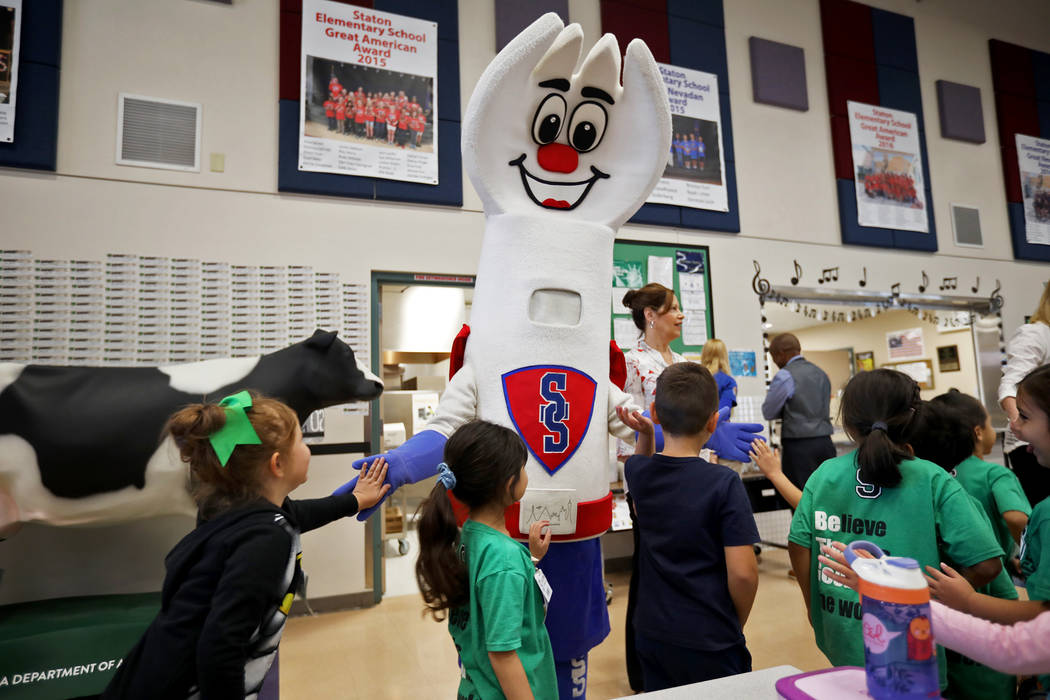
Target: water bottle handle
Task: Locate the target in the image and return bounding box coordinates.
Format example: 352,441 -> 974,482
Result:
843,540 -> 885,566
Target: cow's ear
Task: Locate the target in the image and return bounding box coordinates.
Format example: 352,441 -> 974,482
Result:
305,329 -> 338,349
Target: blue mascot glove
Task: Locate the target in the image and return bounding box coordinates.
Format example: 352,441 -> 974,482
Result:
704,407 -> 765,461
334,429 -> 448,521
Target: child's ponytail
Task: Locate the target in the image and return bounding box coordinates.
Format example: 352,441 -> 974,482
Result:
841,369 -> 920,488
415,478 -> 468,619
415,420 -> 527,620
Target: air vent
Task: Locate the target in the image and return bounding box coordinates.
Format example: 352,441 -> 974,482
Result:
116,94 -> 201,172
951,204 -> 983,247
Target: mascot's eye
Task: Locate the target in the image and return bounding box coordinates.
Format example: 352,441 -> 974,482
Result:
567,101 -> 607,153
532,94 -> 567,145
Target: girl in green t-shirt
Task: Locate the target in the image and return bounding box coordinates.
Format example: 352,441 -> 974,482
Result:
415,420 -> 557,700
907,400 -> 1020,700
918,365 -> 1050,696
787,369 -> 1003,681
931,389 -> 1031,555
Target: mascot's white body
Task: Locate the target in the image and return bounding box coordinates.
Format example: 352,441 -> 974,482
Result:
434,14 -> 671,537
371,15 -> 671,698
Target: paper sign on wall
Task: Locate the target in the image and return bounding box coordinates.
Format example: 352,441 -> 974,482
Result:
0,0 -> 22,143
848,101 -> 928,233
299,0 -> 438,184
729,350 -> 757,377
1016,134 -> 1050,246
646,64 -> 728,212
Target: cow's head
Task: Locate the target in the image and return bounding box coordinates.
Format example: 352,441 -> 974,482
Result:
462,13 -> 671,231
277,330 -> 383,421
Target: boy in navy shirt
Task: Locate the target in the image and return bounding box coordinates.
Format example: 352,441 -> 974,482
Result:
619,362 -> 760,691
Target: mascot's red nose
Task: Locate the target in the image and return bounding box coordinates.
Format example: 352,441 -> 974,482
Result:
537,143 -> 578,173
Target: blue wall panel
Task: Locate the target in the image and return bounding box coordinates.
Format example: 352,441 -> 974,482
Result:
666,0 -> 722,26
877,65 -> 924,123
871,9 -> 917,71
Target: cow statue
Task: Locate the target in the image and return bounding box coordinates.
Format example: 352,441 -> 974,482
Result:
0,329 -> 382,536
336,15 -> 762,698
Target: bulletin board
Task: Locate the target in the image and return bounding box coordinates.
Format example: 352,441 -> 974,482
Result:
611,240 -> 714,357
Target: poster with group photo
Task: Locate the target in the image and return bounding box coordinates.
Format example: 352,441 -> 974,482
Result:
0,0 -> 22,143
299,0 -> 438,185
1016,134 -> 1050,246
848,101 -> 928,233
646,64 -> 728,212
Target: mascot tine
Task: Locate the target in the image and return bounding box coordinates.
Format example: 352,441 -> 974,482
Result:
343,14 -> 670,697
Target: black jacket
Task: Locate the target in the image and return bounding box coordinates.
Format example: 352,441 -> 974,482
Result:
102,492 -> 358,700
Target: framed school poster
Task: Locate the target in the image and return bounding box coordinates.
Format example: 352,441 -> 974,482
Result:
848,101 -> 928,233
645,64 -> 728,212
0,0 -> 22,143
299,0 -> 438,184
1015,134 -> 1050,246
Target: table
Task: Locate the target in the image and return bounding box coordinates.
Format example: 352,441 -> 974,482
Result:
612,664 -> 803,699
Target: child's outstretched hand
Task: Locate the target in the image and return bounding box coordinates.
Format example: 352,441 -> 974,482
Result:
749,439 -> 782,478
529,520 -> 552,562
818,542 -> 861,592
616,406 -> 654,437
352,457 -> 391,511
925,562 -> 976,613
616,406 -> 655,457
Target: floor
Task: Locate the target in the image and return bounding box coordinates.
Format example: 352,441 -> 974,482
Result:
279,547 -> 829,699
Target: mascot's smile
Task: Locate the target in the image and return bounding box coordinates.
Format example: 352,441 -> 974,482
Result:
509,154 -> 609,210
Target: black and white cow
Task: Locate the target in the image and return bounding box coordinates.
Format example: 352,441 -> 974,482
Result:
0,330 -> 382,535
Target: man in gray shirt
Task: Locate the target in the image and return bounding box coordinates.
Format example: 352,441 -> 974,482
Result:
762,333 -> 835,490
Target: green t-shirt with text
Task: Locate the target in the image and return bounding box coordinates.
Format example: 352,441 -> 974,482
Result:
788,452 -> 1003,687
1021,498 -> 1050,601
954,455 -> 1031,557
449,520 -> 557,700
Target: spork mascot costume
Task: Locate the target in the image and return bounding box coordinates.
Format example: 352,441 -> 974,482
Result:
338,14 -> 762,697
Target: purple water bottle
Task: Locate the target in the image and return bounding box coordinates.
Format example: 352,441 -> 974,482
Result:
843,541 -> 940,699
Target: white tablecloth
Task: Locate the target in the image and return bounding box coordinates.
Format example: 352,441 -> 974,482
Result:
613,664 -> 803,699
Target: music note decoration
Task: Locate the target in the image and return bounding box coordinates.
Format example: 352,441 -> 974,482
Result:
791,260 -> 802,286
939,277 -> 957,291
971,276 -> 980,294
859,267 -> 868,287
918,271 -> 929,293
818,267 -> 839,285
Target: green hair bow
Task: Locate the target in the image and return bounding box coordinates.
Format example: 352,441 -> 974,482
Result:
209,391 -> 263,466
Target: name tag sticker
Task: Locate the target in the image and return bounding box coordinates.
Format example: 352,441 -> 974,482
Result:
518,488 -> 578,535
534,567 -> 553,609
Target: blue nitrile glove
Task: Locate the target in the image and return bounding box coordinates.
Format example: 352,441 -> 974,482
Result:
334,429 -> 448,521
705,407 -> 764,461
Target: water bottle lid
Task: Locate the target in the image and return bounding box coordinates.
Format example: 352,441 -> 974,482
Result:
886,557 -> 919,569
